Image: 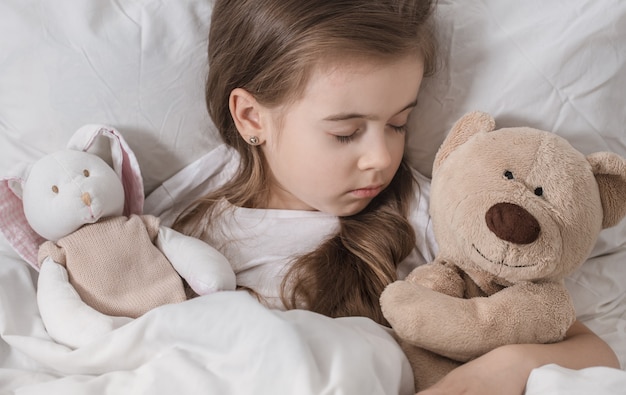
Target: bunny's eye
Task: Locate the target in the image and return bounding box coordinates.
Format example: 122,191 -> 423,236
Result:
503,170 -> 514,180
51,185 -> 59,194
83,169 -> 90,177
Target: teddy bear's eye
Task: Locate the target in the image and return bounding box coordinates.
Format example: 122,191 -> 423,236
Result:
503,170 -> 514,180
534,187 -> 543,196
83,169 -> 90,177
51,185 -> 59,194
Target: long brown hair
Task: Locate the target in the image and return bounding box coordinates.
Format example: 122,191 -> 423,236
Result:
175,0 -> 437,325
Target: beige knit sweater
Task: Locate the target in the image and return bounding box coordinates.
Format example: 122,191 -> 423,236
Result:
38,215 -> 186,318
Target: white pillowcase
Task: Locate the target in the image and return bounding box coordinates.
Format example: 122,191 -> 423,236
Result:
0,0 -> 218,194
408,0 -> 626,176
1,1 -> 624,192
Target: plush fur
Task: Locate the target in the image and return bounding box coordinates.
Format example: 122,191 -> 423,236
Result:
380,111 -> 626,391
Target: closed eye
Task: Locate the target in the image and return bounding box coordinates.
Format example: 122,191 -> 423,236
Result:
335,131 -> 358,144
334,124 -> 406,144
388,124 -> 407,133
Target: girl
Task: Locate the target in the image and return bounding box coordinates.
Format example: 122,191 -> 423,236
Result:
174,0 -> 619,393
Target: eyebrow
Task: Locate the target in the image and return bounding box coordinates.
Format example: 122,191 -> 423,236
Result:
323,99 -> 418,122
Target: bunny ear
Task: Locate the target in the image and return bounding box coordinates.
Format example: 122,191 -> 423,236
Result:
0,170 -> 45,270
67,125 -> 144,216
5,162 -> 30,199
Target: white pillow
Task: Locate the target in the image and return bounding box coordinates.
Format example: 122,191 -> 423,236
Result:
0,0 -> 219,194
2,1 -> 624,192
2,1 -> 624,248
408,0 -> 626,176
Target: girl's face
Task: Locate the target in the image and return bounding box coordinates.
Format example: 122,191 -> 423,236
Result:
260,56 -> 424,216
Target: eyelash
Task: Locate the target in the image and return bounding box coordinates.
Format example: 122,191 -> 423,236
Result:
390,124 -> 407,134
334,125 -> 406,144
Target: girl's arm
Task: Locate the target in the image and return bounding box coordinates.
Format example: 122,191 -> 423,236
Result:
417,320 -> 619,395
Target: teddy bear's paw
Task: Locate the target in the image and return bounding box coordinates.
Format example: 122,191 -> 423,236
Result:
404,263 -> 465,297
380,281 -> 433,343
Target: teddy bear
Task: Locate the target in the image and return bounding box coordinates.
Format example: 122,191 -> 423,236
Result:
0,125 -> 236,349
380,111 -> 626,391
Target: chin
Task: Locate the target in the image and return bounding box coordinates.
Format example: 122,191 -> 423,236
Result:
333,201 -> 370,217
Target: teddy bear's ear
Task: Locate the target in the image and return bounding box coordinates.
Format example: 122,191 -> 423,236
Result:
433,111 -> 496,171
587,152 -> 626,229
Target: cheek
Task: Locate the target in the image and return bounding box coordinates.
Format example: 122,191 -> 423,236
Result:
393,136 -> 406,159
266,130 -> 322,182
388,134 -> 406,170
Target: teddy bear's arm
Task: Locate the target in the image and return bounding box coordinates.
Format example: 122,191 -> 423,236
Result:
156,226 -> 236,295
380,280 -> 575,362
404,259 -> 466,297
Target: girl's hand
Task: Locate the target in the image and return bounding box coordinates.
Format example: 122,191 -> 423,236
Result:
416,321 -> 618,395
417,344 -> 531,395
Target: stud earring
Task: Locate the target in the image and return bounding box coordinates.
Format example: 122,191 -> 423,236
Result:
248,136 -> 260,145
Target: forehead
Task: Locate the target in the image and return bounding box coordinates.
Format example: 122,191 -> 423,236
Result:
295,55 -> 425,114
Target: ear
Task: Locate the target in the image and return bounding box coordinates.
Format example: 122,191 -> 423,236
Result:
587,151 -> 626,229
229,88 -> 266,144
433,111 -> 496,171
0,162 -> 44,270
6,162 -> 30,199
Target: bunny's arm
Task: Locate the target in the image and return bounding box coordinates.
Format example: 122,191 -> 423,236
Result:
156,226 -> 236,295
37,257 -> 132,349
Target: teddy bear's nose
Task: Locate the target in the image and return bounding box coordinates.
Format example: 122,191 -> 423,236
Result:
485,202 -> 540,244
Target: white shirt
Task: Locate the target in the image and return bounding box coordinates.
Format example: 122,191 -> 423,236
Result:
145,144 -> 437,309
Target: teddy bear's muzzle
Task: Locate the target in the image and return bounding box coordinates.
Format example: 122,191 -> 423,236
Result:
485,202 -> 541,245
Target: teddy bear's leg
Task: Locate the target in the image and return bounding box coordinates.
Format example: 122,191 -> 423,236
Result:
37,258 -> 132,348
399,339 -> 461,392
156,226 -> 236,295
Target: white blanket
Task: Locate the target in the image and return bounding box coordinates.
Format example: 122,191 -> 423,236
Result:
0,248 -> 414,395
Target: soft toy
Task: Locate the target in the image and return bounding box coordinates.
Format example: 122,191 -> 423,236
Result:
380,111 -> 626,391
0,125 -> 236,349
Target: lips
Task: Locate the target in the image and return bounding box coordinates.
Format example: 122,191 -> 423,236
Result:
351,185 -> 383,198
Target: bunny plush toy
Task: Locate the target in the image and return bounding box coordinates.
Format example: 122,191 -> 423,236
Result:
0,125 -> 236,349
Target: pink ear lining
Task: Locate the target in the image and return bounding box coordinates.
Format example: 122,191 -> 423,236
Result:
119,144 -> 144,216
0,180 -> 43,270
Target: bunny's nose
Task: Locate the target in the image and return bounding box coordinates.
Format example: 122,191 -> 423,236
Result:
81,192 -> 92,207
485,202 -> 540,244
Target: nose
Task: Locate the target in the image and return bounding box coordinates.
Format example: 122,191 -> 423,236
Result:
485,202 -> 541,244
81,192 -> 92,207
358,133 -> 392,171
